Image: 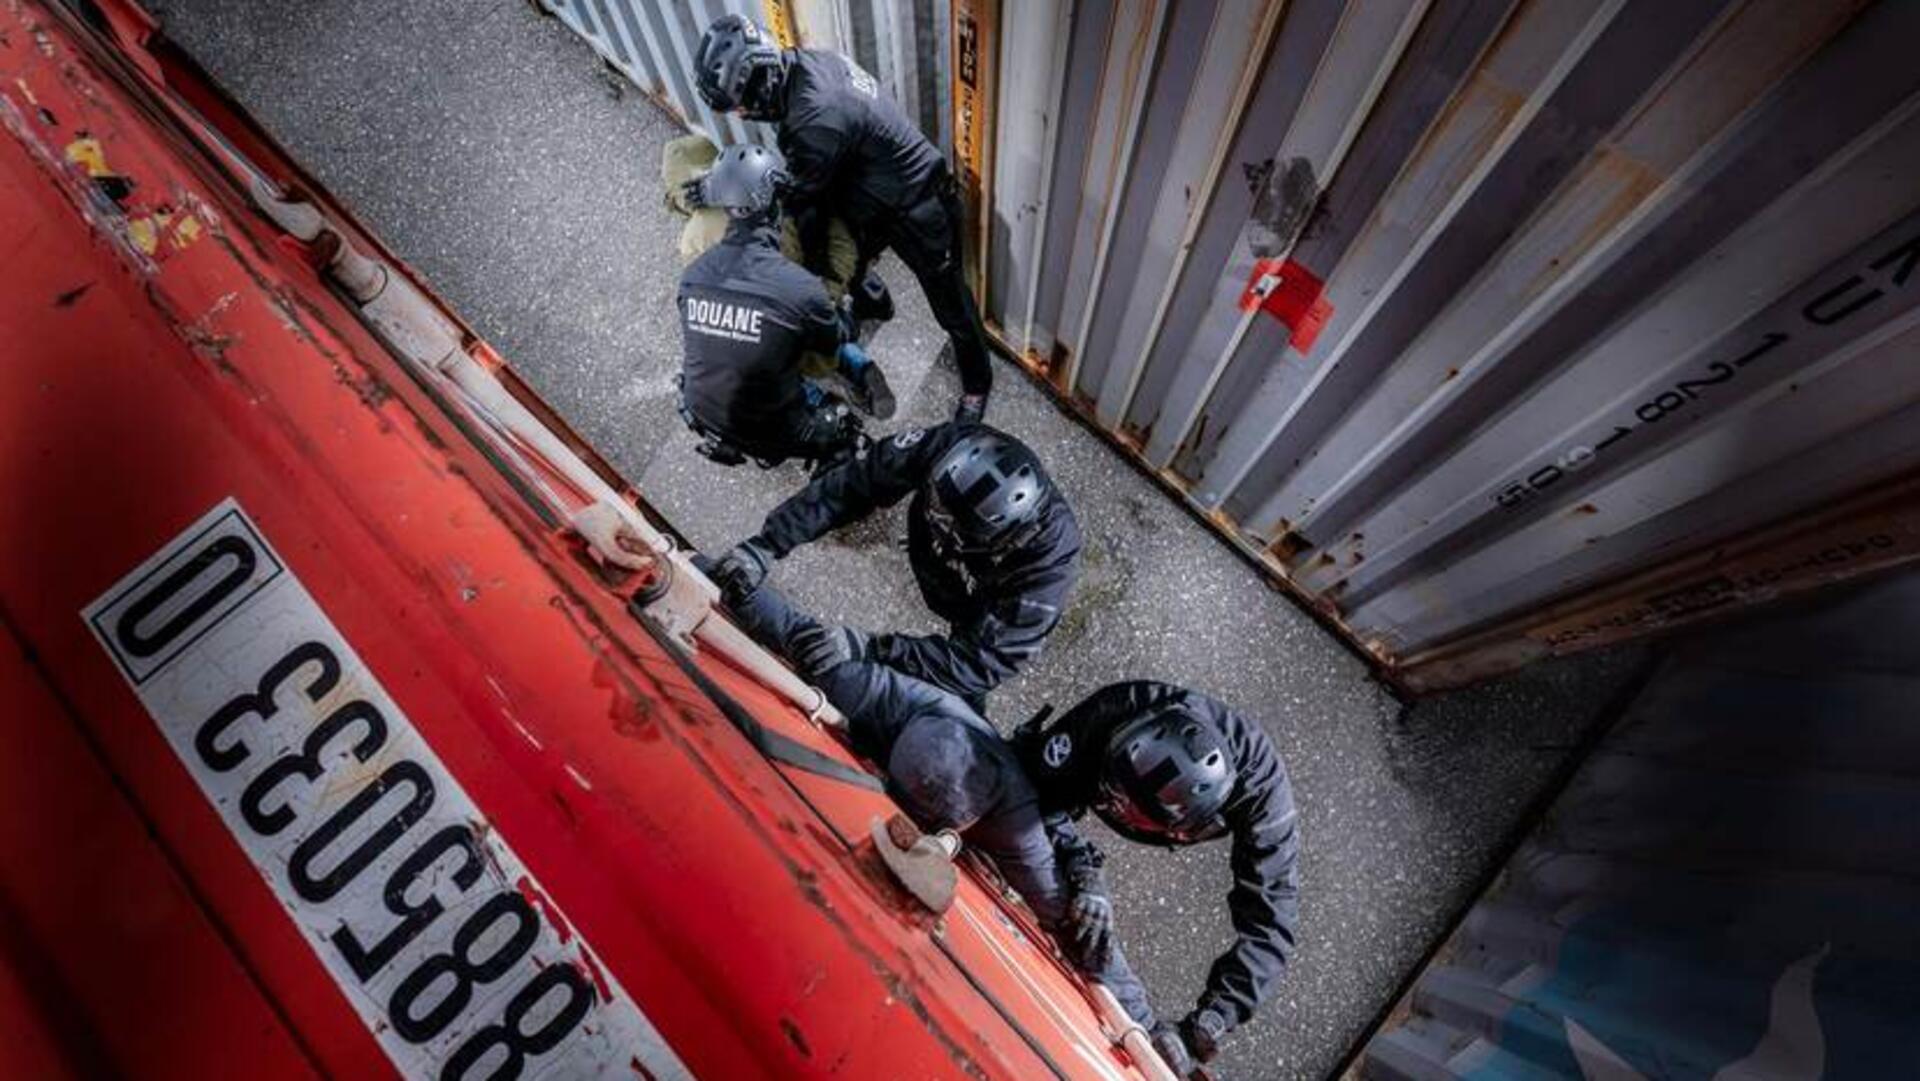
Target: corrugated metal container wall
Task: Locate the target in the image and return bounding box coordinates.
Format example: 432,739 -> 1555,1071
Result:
967,0 -> 1920,689
1357,573 -> 1920,1078
541,0 -> 950,149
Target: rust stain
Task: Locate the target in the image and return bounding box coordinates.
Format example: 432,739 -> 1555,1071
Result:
1573,502 -> 1599,516
1526,148 -> 1661,301
178,289 -> 240,364
779,1017 -> 813,1059
591,652 -> 663,743
1179,410 -> 1212,463
1047,342 -> 1073,394
575,951 -> 614,1006
469,817 -> 512,886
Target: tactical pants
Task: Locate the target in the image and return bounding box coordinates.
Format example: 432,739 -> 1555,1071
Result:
862,178 -> 993,398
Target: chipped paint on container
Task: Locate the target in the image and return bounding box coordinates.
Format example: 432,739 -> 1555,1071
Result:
963,0 -> 1920,687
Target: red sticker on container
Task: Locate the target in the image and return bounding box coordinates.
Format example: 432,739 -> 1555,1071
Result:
1239,258 -> 1334,355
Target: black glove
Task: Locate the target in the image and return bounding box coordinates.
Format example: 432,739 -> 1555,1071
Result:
679,176 -> 709,210
790,624 -> 868,678
1067,891 -> 1114,970
708,538 -> 773,599
1150,1023 -> 1197,1078
1179,1008 -> 1229,1064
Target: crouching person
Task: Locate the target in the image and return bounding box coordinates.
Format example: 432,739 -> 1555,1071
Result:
712,573 -> 1156,1027
1016,681 -> 1303,1075
664,134 -> 893,420
674,143 -> 893,471
705,423 -> 1078,713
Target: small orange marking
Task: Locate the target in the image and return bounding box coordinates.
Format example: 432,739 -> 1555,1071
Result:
170,213 -> 203,250
63,135 -> 109,177
126,214 -> 159,254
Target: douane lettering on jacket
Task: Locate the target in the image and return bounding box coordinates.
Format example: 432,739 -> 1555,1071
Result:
684,296 -> 766,343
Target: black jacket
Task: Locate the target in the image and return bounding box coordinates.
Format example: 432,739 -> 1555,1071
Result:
776,49 -> 949,236
724,582 -> 1155,1025
677,220 -> 843,441
752,422 -> 1081,702
1017,681 -> 1301,1032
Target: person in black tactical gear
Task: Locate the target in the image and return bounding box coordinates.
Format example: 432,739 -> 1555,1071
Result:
693,14 -> 996,424
706,423 -> 1077,708
707,572 -> 1156,1026
1015,681 -> 1302,1076
676,142 -> 892,470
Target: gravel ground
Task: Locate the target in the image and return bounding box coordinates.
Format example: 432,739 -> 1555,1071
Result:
148,2 -> 1650,1077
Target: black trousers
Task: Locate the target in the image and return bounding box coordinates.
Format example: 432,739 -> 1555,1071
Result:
868,183 -> 994,398
678,377 -> 856,467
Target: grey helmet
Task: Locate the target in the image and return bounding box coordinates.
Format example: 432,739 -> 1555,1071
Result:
924,428 -> 1052,553
694,14 -> 788,120
701,143 -> 789,219
1094,708 -> 1233,844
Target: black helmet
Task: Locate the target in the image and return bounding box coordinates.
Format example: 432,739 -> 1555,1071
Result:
694,15 -> 788,120
924,428 -> 1052,553
702,143 -> 789,218
1094,709 -> 1232,843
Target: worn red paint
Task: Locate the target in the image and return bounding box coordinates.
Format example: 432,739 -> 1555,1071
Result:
0,2 -> 1151,1077
1240,256 -> 1334,354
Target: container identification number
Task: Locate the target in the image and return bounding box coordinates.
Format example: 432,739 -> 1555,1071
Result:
83,499 -> 688,1080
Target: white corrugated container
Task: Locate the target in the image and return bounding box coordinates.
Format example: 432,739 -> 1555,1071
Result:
957,0 -> 1920,689
540,0 -> 949,150
546,0 -> 1920,689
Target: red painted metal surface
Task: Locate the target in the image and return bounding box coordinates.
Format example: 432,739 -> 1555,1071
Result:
0,2 -> 1146,1077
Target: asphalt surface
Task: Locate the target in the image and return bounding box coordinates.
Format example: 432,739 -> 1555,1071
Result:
149,3 -> 1651,1077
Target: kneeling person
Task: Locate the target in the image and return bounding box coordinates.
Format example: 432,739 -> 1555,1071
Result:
717,575 -> 1155,1027
676,143 -> 890,469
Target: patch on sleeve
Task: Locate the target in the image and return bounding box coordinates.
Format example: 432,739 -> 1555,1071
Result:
1043,731 -> 1073,770
892,427 -> 927,449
